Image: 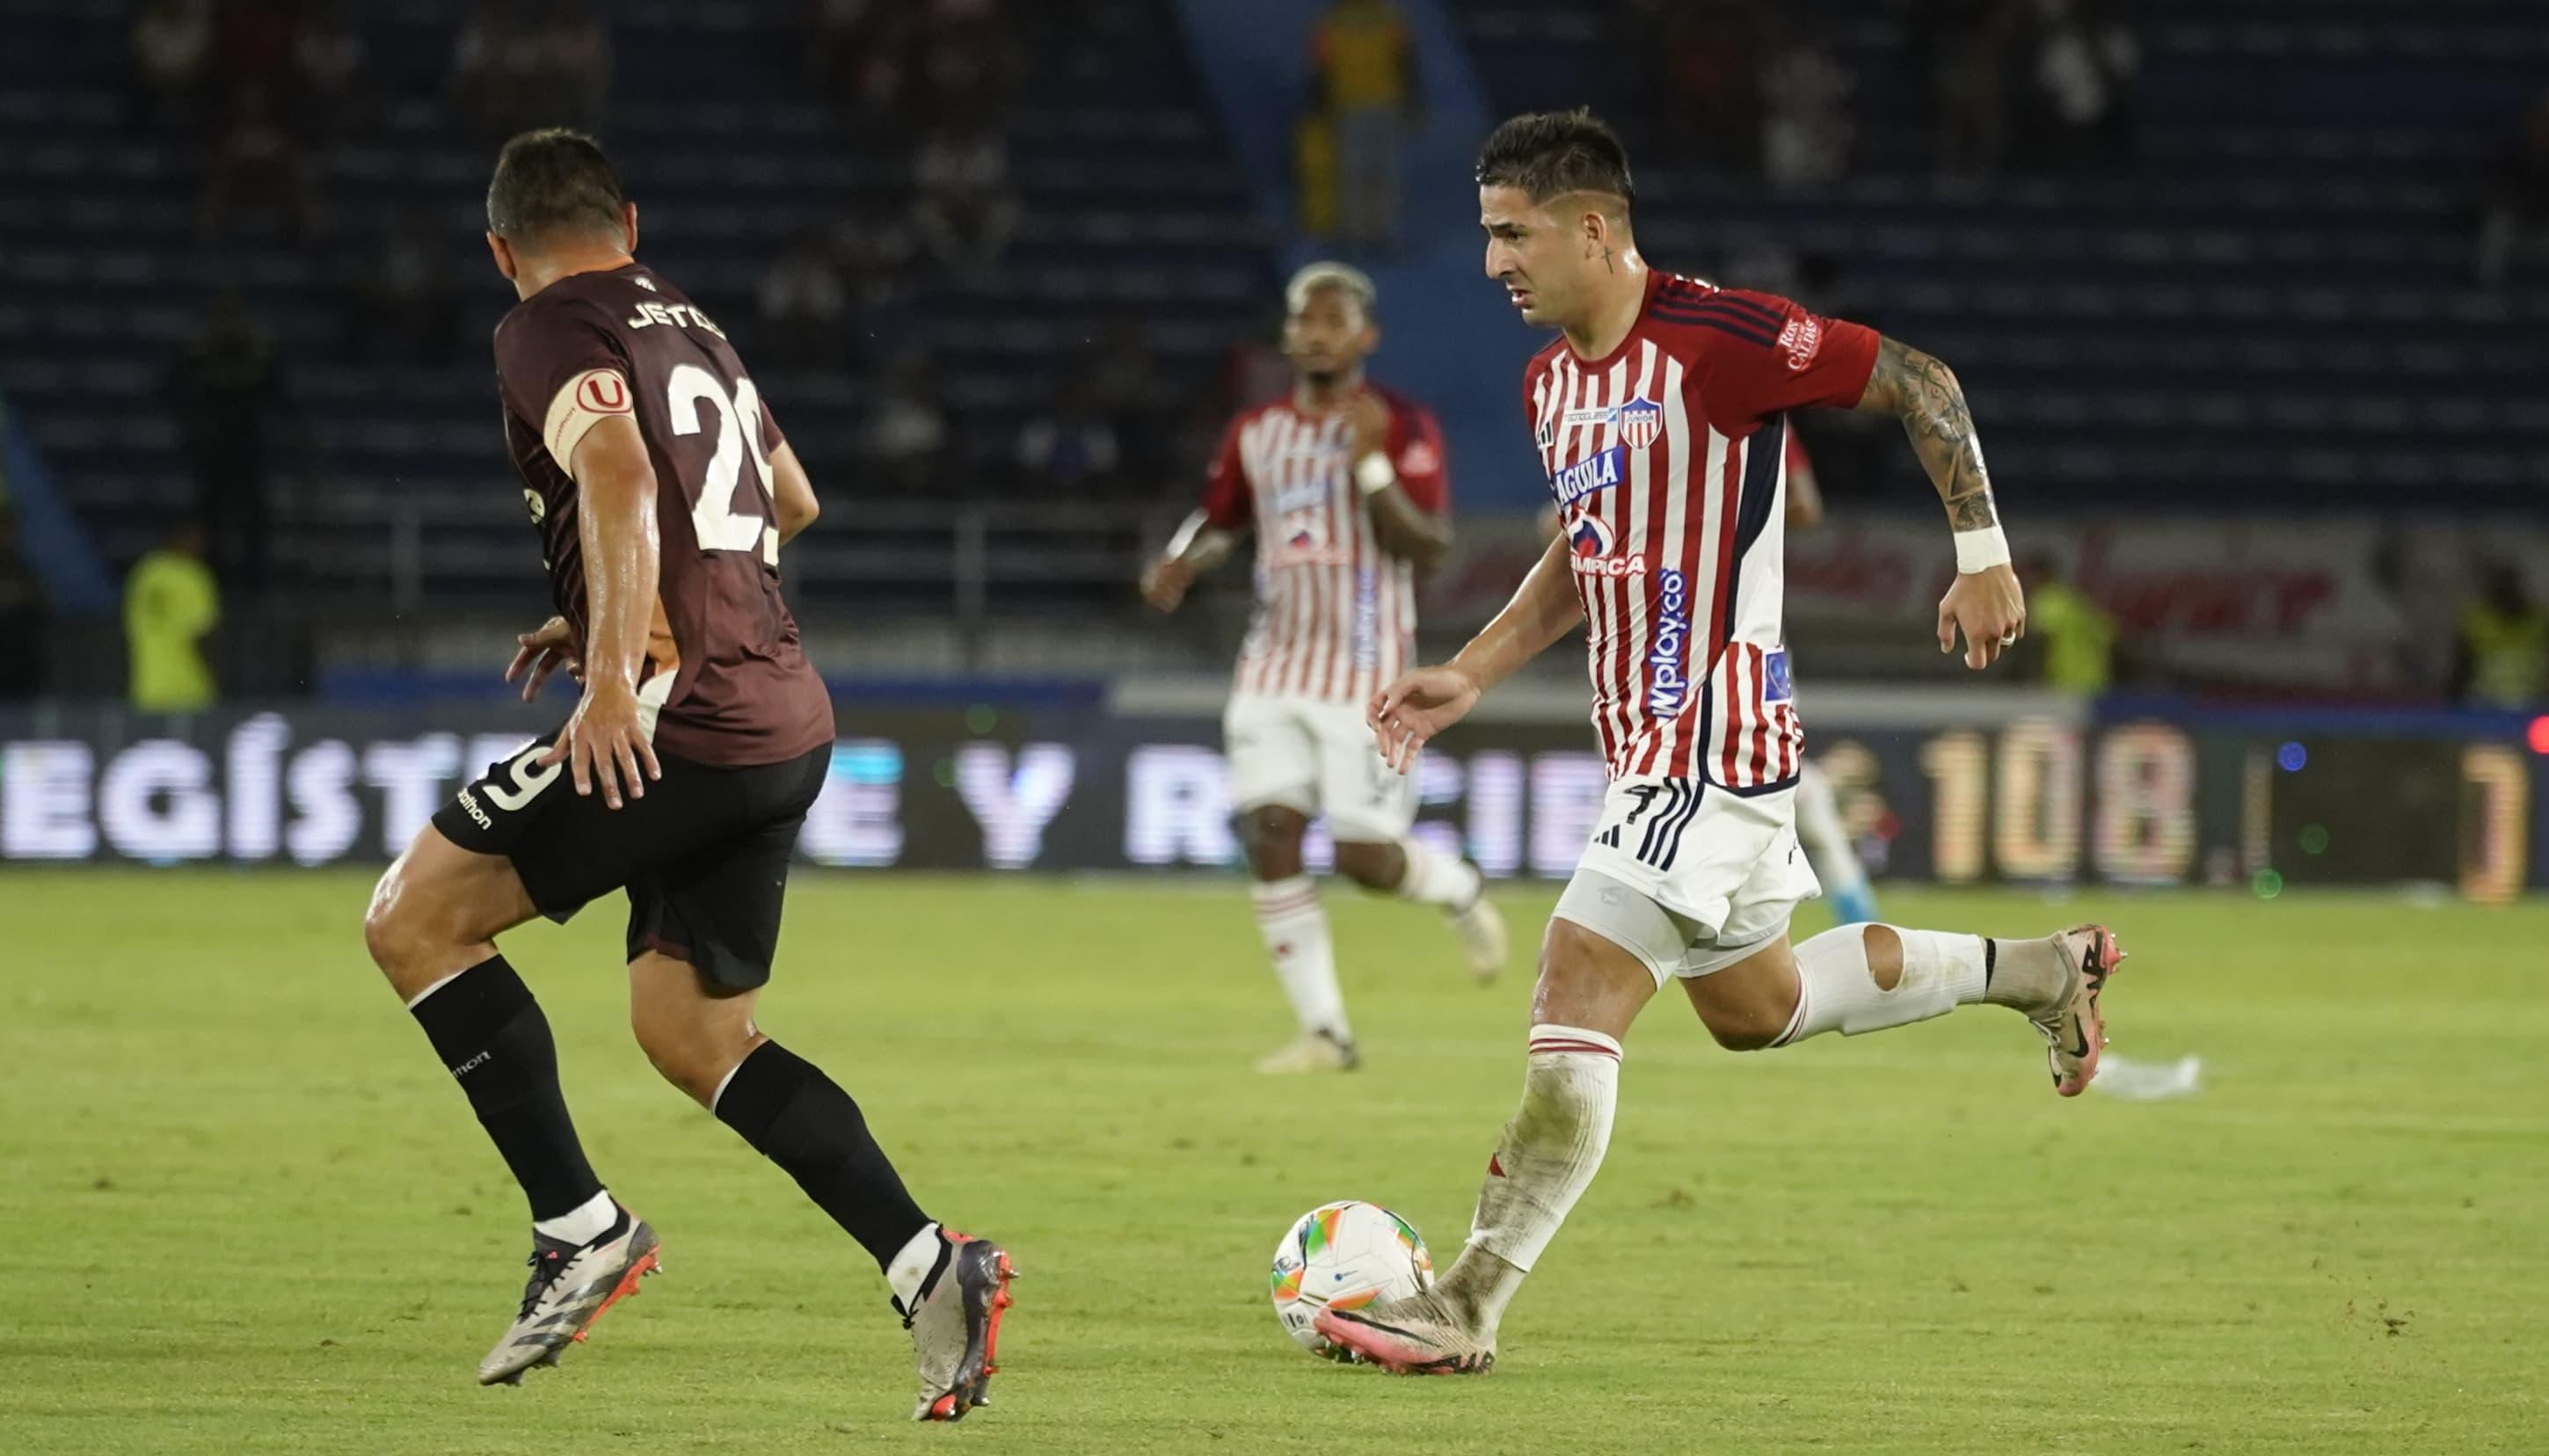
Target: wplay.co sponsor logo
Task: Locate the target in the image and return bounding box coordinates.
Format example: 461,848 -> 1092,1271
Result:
1647,569 -> 1692,715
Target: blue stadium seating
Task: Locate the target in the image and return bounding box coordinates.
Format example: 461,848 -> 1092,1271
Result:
1452,0 -> 2549,509
0,0 -> 1276,603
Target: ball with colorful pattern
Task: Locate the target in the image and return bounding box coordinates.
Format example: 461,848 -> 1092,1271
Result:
1268,1200 -> 1435,1359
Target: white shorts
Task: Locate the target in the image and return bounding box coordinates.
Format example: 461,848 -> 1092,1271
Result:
1222,691 -> 1416,842
1551,778 -> 1822,986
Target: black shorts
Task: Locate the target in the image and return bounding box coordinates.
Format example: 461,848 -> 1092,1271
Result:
431,735 -> 830,991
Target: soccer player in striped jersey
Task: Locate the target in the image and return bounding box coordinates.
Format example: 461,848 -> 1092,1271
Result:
1318,110 -> 2125,1373
1534,431 -> 1881,928
1143,262 -> 1509,1074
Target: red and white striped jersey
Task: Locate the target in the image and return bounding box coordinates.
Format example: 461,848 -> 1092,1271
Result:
1198,388 -> 1450,703
1526,273 -> 1879,787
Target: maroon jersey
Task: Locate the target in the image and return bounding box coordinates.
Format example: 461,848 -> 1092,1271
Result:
492,261 -> 833,766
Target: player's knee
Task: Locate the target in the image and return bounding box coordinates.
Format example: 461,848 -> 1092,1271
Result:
1331,840 -> 1400,892
361,873 -> 422,978
1240,808 -> 1308,880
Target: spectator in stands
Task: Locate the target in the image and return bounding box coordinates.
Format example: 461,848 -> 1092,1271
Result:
127,0 -> 213,140
1759,18 -> 1853,188
337,205 -> 457,365
2473,92 -> 2549,290
197,84 -> 321,242
759,231 -> 850,368
910,127 -> 1022,280
827,212 -> 921,363
287,0 -> 367,144
213,0 -> 295,97
2448,564 -> 2548,708
0,506 -> 43,701
2016,0 -> 2138,171
125,521 -> 222,714
1655,0 -> 1761,178
1016,380 -> 1124,496
2020,555 -> 2116,695
527,0 -> 613,134
1306,0 -> 1421,249
450,1 -> 542,144
1924,0 -> 2020,178
167,290 -> 289,595
917,0 -> 1019,127
803,0 -> 883,98
867,349 -> 950,494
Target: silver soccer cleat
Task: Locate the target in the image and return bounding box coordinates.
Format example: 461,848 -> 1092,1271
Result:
476,1207 -> 661,1387
899,1232 -> 1016,1422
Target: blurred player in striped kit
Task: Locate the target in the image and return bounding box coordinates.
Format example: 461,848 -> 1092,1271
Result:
1143,263 -> 1508,1073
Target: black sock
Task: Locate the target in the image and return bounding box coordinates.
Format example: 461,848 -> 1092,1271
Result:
715,1040 -> 931,1270
408,956 -> 605,1222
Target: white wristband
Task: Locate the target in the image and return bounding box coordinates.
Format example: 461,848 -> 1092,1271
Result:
1354,452 -> 1396,497
1953,525 -> 2010,574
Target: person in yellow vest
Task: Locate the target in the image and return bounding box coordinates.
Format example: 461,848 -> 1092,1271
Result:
1308,0 -> 1421,247
126,521 -> 221,711
2450,564 -> 2549,707
2021,554 -> 2116,695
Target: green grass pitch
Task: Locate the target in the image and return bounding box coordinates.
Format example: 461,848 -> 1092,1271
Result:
4,871 -> 2545,1453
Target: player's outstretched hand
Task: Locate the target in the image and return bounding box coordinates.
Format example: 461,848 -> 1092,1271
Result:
1938,564 -> 2025,670
504,615 -> 583,703
539,678 -> 662,810
1367,665 -> 1482,775
1140,558 -> 1194,614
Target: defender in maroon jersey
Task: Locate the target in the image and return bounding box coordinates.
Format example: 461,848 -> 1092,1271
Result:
358,129 -> 1009,1422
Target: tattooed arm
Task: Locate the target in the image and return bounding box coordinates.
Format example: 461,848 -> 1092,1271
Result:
1853,336 -> 1997,532
1853,336 -> 2026,669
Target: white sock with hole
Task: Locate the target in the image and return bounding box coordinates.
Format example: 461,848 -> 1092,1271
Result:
1252,877 -> 1349,1040
885,1221 -> 944,1310
1776,925 -> 1990,1044
531,1188 -> 619,1245
1392,837 -> 1483,910
1451,1024 -> 1620,1329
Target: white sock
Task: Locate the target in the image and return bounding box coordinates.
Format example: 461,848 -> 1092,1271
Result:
1392,837 -> 1483,910
1794,763 -> 1870,900
1455,1024 -> 1620,1326
1776,924 -> 1990,1044
531,1188 -> 618,1245
1252,877 -> 1349,1040
885,1221 -> 943,1310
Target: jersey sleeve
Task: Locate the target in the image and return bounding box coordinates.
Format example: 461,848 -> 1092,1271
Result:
1690,289 -> 1881,429
493,297 -> 634,467
1198,414 -> 1252,529
1389,399 -> 1450,512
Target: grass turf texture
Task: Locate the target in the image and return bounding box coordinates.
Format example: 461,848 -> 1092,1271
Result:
4,871 -> 2544,1454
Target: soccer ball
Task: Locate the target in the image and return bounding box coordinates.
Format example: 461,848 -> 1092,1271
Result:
1268,1200 -> 1434,1358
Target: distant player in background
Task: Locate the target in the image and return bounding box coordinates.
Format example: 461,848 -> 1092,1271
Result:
1144,262 -> 1509,1074
358,130 -> 1011,1422
1320,110 -> 2126,1374
1535,430 -> 1879,927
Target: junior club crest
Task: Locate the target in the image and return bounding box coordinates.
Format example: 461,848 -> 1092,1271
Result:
1615,397 -> 1664,449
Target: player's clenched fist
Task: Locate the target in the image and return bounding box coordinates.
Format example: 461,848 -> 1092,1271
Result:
1938,563 -> 2025,670
1367,665 -> 1482,774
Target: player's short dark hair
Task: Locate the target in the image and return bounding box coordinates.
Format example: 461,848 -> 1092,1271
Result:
486,127 -> 628,244
1475,108 -> 1635,210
